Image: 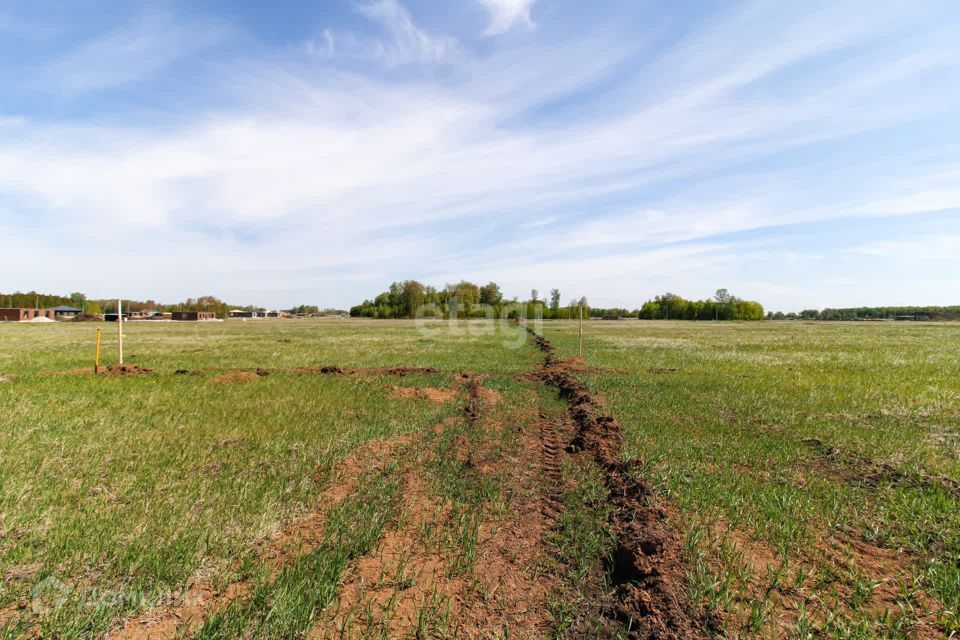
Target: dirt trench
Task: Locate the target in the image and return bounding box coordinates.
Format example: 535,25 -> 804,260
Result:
527,329 -> 709,640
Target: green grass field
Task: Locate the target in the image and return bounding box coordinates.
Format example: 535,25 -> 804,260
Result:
544,320 -> 960,638
1,319 -> 957,639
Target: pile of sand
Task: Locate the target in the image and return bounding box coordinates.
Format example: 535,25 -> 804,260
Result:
28,317 -> 55,323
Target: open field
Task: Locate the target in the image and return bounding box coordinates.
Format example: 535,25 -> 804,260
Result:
543,321 -> 960,638
1,319 -> 958,639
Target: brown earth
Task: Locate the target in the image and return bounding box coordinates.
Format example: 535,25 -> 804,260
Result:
50,364 -> 154,376
388,386 -> 457,403
101,364 -> 153,376
0,605 -> 24,631
293,365 -> 440,377
311,381 -> 559,639
527,328 -> 708,640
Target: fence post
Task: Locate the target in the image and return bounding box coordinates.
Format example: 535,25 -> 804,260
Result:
579,304 -> 584,357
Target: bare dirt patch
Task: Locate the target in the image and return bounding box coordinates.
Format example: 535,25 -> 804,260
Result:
0,605 -> 25,632
388,386 -> 457,403
101,364 -> 153,376
0,373 -> 14,383
311,383 -> 559,639
49,365 -> 154,376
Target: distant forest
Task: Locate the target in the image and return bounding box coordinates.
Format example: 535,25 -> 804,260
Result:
350,283 -> 767,320
637,290 -> 765,321
349,281 -> 589,319
770,306 -> 960,321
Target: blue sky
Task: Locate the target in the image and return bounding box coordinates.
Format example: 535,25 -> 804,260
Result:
1,0 -> 959,311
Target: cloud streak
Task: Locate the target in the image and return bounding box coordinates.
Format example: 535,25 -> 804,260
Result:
476,0 -> 537,35
36,10 -> 228,94
307,0 -> 461,66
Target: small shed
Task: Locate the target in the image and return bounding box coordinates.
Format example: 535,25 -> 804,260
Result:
51,305 -> 84,318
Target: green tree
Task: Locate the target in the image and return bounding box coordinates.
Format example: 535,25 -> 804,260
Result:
399,280 -> 426,318
549,289 -> 561,316
479,282 -> 503,305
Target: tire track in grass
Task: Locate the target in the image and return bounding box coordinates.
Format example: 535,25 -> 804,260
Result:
538,411 -> 564,522
309,374 -> 561,638
104,367 -> 478,639
104,436 -> 411,640
527,329 -> 711,640
189,466 -> 404,640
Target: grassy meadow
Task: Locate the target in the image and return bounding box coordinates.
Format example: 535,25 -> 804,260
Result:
0,319 -> 537,638
544,320 -> 960,637
0,317 -> 957,638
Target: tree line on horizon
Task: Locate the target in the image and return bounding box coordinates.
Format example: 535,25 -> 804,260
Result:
349,282 -> 767,321
770,306 -> 960,321
8,288 -> 957,322
349,281 -> 590,319
636,289 -> 765,320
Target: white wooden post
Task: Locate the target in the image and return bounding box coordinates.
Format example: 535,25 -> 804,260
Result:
578,304 -> 584,357
117,299 -> 124,365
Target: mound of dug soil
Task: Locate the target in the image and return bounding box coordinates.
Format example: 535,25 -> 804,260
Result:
528,329 -> 708,640
374,366 -> 440,376
293,365 -> 440,377
100,364 -> 152,376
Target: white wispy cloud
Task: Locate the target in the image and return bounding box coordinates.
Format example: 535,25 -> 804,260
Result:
37,10 -> 228,93
476,0 -> 537,35
308,0 -> 461,66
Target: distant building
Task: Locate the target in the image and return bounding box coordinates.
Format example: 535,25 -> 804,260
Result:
0,308 -> 56,322
172,311 -> 217,321
51,305 -> 84,319
229,310 -> 262,318
266,310 -> 291,318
